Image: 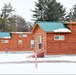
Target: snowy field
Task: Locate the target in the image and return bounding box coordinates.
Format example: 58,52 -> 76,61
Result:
0,53 -> 76,74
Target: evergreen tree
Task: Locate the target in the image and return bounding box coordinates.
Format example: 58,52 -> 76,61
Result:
0,2 -> 15,31
65,5 -> 76,21
2,2 -> 15,18
0,18 -> 13,32
32,0 -> 66,21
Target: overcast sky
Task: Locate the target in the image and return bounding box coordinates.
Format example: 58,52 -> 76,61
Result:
0,0 -> 76,22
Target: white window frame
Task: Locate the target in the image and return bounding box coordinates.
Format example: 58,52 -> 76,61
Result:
19,33 -> 27,37
54,35 -> 65,40
18,40 -> 22,44
2,40 -> 9,43
30,40 -> 34,48
38,36 -> 42,50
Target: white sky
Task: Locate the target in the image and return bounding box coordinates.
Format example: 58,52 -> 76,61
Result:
0,0 -> 76,22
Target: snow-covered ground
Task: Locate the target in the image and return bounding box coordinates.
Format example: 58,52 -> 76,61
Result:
0,53 -> 76,74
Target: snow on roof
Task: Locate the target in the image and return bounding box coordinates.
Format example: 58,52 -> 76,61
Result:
0,32 -> 12,38
53,28 -> 71,32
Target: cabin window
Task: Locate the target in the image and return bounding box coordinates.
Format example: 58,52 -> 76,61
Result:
54,35 -> 65,40
18,40 -> 22,44
38,36 -> 42,49
2,40 -> 9,43
19,33 -> 27,37
31,40 -> 34,48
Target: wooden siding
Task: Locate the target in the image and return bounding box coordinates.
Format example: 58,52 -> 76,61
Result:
33,25 -> 47,54
47,24 -> 76,55
0,33 -> 34,52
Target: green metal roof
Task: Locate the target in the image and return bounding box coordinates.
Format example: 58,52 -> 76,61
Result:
38,22 -> 71,32
0,32 -> 12,38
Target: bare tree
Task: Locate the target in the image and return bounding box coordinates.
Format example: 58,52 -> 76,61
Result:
11,15 -> 34,32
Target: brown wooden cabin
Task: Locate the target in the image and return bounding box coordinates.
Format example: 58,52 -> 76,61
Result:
32,22 -> 76,55
0,32 -> 34,52
1,22 -> 76,55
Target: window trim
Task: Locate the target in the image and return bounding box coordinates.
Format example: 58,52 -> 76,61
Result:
18,40 -> 22,45
54,35 -> 65,40
38,36 -> 42,50
2,40 -> 9,43
19,33 -> 27,37
30,40 -> 34,48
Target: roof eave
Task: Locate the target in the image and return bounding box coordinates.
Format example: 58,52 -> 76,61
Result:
11,32 -> 32,34
64,22 -> 76,25
31,23 -> 45,33
31,23 -> 38,33
45,31 -> 72,33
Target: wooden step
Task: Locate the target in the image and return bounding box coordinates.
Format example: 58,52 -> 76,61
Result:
27,51 -> 44,58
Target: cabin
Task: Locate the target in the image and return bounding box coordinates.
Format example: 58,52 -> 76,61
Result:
0,32 -> 34,52
1,22 -> 76,55
32,22 -> 76,55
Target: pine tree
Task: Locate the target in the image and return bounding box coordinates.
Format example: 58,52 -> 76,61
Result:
2,2 -> 15,18
32,0 -> 66,21
0,2 -> 15,31
65,5 -> 76,21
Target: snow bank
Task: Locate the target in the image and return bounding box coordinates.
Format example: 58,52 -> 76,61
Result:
0,54 -> 76,62
0,54 -> 76,74
0,63 -> 76,74
0,53 -> 33,62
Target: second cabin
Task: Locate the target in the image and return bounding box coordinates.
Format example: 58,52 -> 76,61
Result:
32,22 -> 76,55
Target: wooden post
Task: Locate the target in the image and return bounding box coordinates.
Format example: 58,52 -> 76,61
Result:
35,52 -> 37,68
6,48 -> 8,54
